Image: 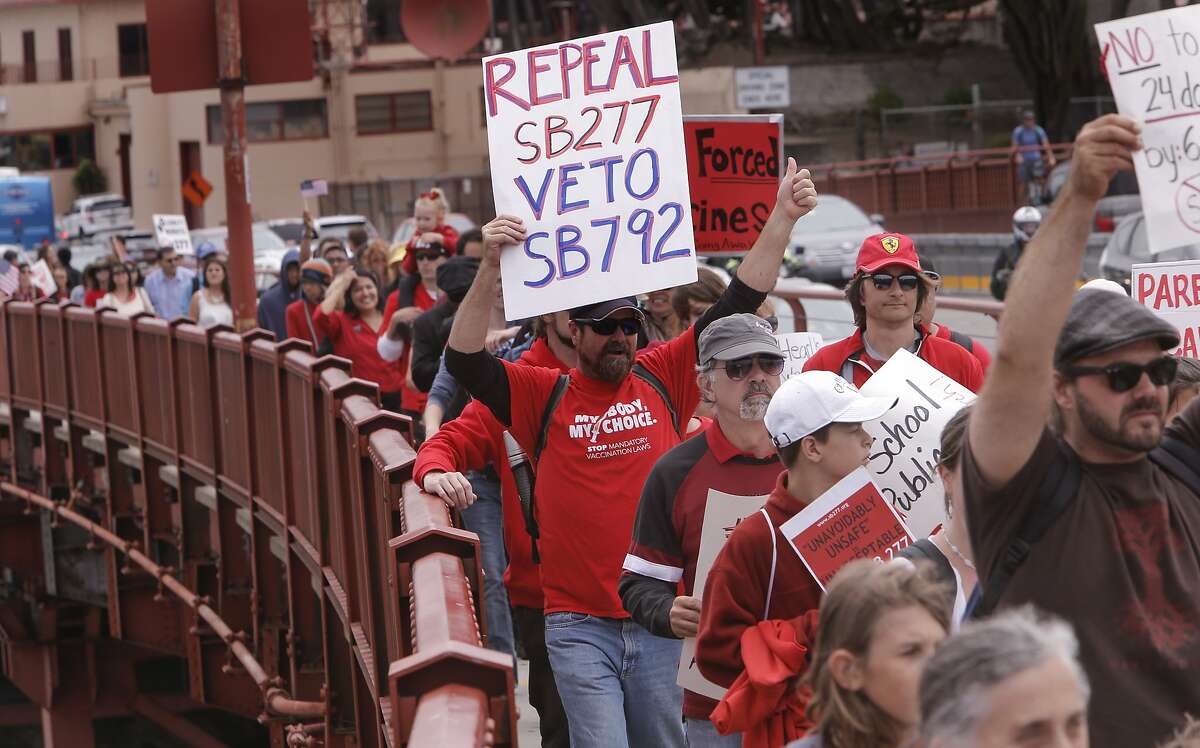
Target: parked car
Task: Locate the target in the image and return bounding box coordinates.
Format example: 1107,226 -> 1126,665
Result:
189,223 -> 288,257
784,195 -> 885,283
1099,211 -> 1200,291
391,212 -> 477,247
1043,160 -> 1140,233
267,215 -> 379,248
60,193 -> 134,238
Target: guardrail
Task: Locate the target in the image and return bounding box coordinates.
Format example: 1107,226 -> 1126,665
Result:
0,298 -> 513,747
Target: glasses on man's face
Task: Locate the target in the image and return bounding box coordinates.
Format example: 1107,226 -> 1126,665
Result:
870,273 -> 920,291
1063,356 -> 1178,393
161,256 -> 177,265
577,317 -> 641,336
415,252 -> 442,262
717,354 -> 786,381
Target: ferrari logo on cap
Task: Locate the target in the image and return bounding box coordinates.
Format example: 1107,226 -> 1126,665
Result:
881,236 -> 900,254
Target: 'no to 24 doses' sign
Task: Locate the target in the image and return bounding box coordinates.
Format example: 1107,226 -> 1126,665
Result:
483,22 -> 698,319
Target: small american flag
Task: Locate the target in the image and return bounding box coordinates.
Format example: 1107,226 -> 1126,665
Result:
300,179 -> 328,198
0,260 -> 18,296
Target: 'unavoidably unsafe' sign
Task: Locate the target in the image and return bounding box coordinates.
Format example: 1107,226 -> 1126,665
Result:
1097,5 -> 1200,253
483,21 -> 697,319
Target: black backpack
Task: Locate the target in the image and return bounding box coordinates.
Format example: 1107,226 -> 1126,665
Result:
972,435 -> 1200,618
517,363 -> 681,563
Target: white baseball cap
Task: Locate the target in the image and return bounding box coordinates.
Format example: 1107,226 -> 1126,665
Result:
765,370 -> 898,449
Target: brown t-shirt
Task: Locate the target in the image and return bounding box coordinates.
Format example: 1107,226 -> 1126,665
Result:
962,397 -> 1200,748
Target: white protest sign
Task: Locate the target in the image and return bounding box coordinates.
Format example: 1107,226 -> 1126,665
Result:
29,259 -> 56,297
776,332 -> 824,382
677,488 -> 769,701
1096,6 -> 1200,253
858,349 -> 975,538
483,21 -> 697,319
153,214 -> 193,255
780,467 -> 913,590
1133,258 -> 1200,357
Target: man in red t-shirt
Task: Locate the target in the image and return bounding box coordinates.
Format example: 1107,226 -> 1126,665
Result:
803,234 -> 984,392
620,313 -> 785,747
695,371 -> 896,742
444,161 -> 817,748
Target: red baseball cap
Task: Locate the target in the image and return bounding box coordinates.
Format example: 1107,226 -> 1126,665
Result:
856,233 -> 922,274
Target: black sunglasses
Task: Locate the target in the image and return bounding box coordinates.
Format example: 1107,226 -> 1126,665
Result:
870,273 -> 920,291
717,354 -> 786,381
1063,356 -> 1179,393
415,251 -> 444,261
577,317 -> 641,336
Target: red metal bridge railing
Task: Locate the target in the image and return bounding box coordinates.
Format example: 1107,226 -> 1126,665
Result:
0,298 -> 514,747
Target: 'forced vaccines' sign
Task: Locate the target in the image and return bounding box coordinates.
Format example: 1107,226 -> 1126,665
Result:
483,22 -> 697,319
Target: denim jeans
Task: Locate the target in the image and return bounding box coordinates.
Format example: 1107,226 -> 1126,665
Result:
462,471 -> 514,660
685,717 -> 741,747
545,613 -> 685,748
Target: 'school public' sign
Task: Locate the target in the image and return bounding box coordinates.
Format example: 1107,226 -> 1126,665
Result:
1097,5 -> 1200,253
684,115 -> 783,255
483,22 -> 698,319
1133,258 -> 1200,357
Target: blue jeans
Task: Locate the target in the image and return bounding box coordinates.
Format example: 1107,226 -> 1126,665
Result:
461,471 -> 514,660
685,717 -> 741,747
545,613 -> 685,748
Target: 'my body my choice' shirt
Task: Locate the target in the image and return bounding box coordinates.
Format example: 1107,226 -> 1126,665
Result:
446,277 -> 767,618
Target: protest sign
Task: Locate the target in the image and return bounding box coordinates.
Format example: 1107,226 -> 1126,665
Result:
684,115 -> 783,255
300,179 -> 328,198
483,21 -> 697,319
153,214 -> 193,255
29,259 -> 56,297
859,349 -> 976,537
676,489 -> 770,701
1134,258 -> 1200,357
780,467 -> 913,590
776,332 -> 824,382
1096,6 -> 1200,253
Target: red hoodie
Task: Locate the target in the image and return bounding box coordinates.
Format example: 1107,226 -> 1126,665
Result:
400,223 -> 461,276
932,322 -> 992,373
413,337 -> 569,609
802,326 -> 984,392
285,298 -> 322,348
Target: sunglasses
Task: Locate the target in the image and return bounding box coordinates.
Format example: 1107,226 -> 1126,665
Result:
923,271 -> 941,283
415,251 -> 444,262
870,273 -> 920,291
1062,356 -> 1178,393
717,354 -> 786,381
577,317 -> 641,336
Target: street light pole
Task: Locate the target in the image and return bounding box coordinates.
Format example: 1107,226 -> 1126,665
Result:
215,0 -> 257,331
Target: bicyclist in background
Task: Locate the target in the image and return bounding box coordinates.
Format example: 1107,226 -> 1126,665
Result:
1012,109 -> 1056,204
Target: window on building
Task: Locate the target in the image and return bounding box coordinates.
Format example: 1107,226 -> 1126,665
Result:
356,92 -> 433,135
58,28 -> 73,82
118,24 -> 150,77
206,99 -> 329,145
22,31 -> 36,84
365,0 -> 406,44
0,126 -> 95,171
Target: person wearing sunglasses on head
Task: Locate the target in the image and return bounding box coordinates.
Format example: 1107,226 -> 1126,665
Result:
963,114 -> 1200,748
914,256 -> 991,374
619,314 -> 786,747
803,234 -> 984,392
441,159 -> 817,748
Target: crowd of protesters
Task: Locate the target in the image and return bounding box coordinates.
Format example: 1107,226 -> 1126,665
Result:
4,114 -> 1200,748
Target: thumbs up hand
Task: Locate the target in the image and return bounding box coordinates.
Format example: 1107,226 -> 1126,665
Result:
776,157 -> 818,222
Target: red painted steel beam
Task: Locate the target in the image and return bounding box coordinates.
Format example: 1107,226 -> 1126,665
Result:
130,694 -> 228,748
411,553 -> 481,651
409,685 -> 492,747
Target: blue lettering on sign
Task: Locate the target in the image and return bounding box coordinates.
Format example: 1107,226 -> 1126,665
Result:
523,231 -> 555,288
557,162 -> 588,214
624,148 -> 661,200
515,171 -> 553,219
556,225 -> 590,279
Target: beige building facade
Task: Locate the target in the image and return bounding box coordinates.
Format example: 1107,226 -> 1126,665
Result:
0,0 -> 741,234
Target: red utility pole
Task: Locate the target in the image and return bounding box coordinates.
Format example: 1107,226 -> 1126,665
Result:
215,0 -> 256,331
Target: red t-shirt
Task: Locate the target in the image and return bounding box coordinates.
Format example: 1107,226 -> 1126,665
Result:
285,298 -> 322,347
502,331 -> 701,617
933,323 -> 992,373
381,280 -> 441,413
312,307 -> 404,394
803,327 -> 984,392
84,288 -> 106,308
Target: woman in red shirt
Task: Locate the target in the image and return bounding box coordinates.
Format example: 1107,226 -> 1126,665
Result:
83,259 -> 112,308
313,267 -> 405,410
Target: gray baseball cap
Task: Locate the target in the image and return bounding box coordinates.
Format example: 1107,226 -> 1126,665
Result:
698,313 -> 781,366
1054,288 -> 1179,369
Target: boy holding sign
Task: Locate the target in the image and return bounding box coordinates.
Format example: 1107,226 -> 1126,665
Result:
444,165 -> 815,745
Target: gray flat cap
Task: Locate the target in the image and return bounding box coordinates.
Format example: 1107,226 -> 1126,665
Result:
698,313 -> 781,366
1053,287 -> 1180,369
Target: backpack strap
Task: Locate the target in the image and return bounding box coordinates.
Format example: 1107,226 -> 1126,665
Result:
758,507 -> 778,621
631,363 -> 681,435
973,442 -> 1081,619
947,329 -> 975,353
1149,436 -> 1200,497
523,374 -> 571,564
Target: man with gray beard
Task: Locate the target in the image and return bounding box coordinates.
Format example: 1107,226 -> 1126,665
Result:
620,313 -> 786,748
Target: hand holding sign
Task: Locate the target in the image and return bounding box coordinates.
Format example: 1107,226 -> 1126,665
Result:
481,215 -> 527,270
777,158 -> 818,223
1067,114 -> 1141,203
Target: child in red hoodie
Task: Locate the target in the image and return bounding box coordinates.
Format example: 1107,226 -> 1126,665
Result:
401,187 -> 460,277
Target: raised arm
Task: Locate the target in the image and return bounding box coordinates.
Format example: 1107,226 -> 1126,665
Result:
320,267 -> 354,315
969,115 -> 1139,486
732,157 -> 816,294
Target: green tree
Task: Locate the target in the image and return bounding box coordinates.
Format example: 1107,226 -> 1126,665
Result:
73,159 -> 107,196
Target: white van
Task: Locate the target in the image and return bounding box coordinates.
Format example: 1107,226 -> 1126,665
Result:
61,193 -> 134,238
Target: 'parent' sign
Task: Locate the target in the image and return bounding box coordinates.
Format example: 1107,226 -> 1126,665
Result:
1096,6 -> 1200,253
483,22 -> 697,319
1133,258 -> 1200,357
